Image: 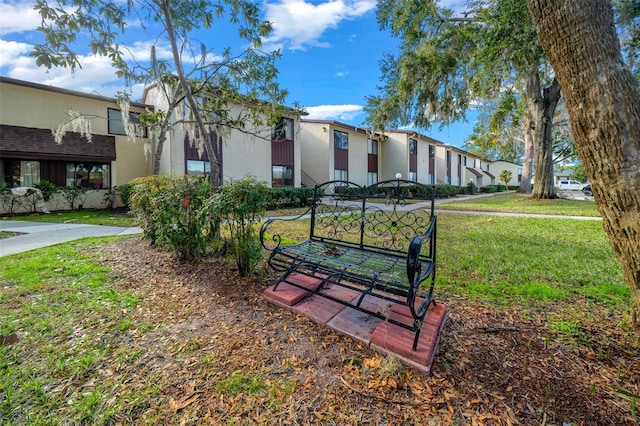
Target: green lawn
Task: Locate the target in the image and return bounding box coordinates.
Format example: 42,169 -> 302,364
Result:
0,238 -> 149,424
265,212 -> 627,310
437,192 -> 600,217
3,209 -> 137,227
1,199 -> 635,424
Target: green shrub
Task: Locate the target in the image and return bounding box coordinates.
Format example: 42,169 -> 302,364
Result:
116,184 -> 133,210
33,180 -> 58,201
129,175 -> 213,261
266,187 -> 314,209
209,175 -> 270,276
434,184 -> 464,198
59,186 -> 88,210
480,185 -> 501,193
0,187 -> 24,215
465,181 -> 477,195
129,175 -> 172,244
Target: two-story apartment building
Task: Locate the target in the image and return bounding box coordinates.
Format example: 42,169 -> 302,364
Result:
382,130 -> 440,185
1,78 -> 304,206
142,81 -> 302,188
435,145 -> 517,188
0,77 -> 152,191
299,120 -> 523,190
490,160 -> 522,186
298,120 -> 382,187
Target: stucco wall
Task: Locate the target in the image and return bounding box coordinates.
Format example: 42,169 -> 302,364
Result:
299,122 -> 331,186
0,80 -> 147,135
490,161 -> 522,186
381,132 -> 409,181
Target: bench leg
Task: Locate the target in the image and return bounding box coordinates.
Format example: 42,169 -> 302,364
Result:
412,322 -> 422,351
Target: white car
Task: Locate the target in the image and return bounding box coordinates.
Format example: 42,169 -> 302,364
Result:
556,180 -> 587,191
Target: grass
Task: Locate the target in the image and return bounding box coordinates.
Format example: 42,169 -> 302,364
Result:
0,194 -> 633,423
0,237 -> 155,424
437,192 -> 601,217
3,205 -> 309,227
3,209 -> 137,227
265,213 -> 628,310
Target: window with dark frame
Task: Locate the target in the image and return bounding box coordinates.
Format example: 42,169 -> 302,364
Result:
367,139 -> 378,155
107,108 -> 147,137
409,139 -> 417,155
334,130 -> 349,150
272,117 -> 295,187
272,165 -> 294,186
272,117 -> 294,141
186,160 -> 211,177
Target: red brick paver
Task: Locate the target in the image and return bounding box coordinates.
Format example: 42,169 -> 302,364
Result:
263,274 -> 447,374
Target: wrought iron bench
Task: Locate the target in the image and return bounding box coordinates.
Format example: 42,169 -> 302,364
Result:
260,179 -> 437,351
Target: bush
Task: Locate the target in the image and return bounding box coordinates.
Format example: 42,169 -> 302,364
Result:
33,180 -> 58,201
209,175 -> 270,277
0,187 -> 25,216
465,181 -> 477,195
116,184 -> 133,210
59,186 -> 88,210
266,187 -> 314,209
129,175 -> 171,245
129,175 -> 213,261
480,185 -> 504,193
434,184 -> 464,198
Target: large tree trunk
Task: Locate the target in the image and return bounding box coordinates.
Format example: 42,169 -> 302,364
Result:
528,0 -> 640,315
519,117 -> 534,194
526,70 -> 561,199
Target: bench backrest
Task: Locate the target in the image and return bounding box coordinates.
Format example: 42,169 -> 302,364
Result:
310,179 -> 436,258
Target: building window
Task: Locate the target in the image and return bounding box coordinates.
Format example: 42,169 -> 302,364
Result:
409,172 -> 417,182
367,172 -> 378,186
367,139 -> 378,155
187,160 -> 211,177
66,162 -> 110,188
272,117 -> 294,187
334,131 -> 349,150
429,174 -> 435,184
272,165 -> 293,186
2,160 -> 41,188
334,169 -> 348,181
409,139 -> 417,155
107,108 -> 147,137
273,117 -> 294,141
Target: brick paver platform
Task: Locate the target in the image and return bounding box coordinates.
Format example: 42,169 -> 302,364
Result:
263,273 -> 447,375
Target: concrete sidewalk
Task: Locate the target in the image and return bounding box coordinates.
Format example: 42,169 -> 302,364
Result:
0,221 -> 142,257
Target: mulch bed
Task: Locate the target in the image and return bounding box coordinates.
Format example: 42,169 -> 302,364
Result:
95,237 -> 640,425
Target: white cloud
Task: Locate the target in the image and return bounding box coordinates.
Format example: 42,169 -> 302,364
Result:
0,39 -> 31,68
0,1 -> 41,35
304,104 -> 363,121
262,0 -> 376,51
2,47 -> 144,100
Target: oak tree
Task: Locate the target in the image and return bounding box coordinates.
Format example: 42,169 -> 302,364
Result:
528,0 -> 640,315
365,0 -> 562,198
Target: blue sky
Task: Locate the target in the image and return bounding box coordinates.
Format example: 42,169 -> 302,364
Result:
0,0 -> 474,147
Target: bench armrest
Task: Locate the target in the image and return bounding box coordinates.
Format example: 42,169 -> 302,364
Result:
260,206 -> 312,251
406,215 -> 437,287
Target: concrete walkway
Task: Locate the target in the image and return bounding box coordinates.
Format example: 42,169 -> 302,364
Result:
0,191 -> 597,257
0,221 -> 142,257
